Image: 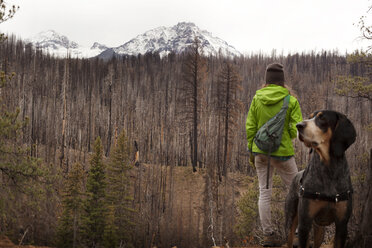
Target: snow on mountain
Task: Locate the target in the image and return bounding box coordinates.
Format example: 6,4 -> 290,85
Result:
28,23 -> 241,59
27,30 -> 107,58
91,42 -> 108,50
111,22 -> 241,57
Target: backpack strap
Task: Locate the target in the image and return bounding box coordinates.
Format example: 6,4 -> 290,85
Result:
283,95 -> 290,108
265,95 -> 290,189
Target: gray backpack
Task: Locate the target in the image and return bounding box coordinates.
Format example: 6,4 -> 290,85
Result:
254,95 -> 290,189
254,95 -> 290,153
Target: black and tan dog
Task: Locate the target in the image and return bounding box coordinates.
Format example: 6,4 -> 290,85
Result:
285,110 -> 356,248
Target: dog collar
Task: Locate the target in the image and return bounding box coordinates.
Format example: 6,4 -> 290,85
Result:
299,185 -> 352,203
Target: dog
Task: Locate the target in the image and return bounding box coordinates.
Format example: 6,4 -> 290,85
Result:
285,110 -> 356,248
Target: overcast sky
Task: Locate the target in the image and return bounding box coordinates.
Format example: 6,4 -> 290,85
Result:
1,0 -> 371,55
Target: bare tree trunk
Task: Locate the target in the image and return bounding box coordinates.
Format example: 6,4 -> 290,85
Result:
223,67 -> 231,177
60,58 -> 68,172
87,80 -> 93,152
360,148 -> 372,247
193,54 -> 198,171
217,115 -> 222,181
106,79 -> 112,156
31,88 -> 35,156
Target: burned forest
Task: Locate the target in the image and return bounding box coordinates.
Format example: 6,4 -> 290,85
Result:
0,35 -> 371,247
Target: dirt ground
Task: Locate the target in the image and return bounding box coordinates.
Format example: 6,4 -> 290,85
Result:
0,235 -> 334,248
225,246 -> 333,248
215,245 -> 333,248
0,236 -> 50,248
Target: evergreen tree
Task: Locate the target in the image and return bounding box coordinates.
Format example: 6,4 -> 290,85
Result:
0,1 -> 47,238
106,130 -> 134,247
334,11 -> 372,100
56,162 -> 85,248
103,205 -> 118,248
0,0 -> 41,190
82,137 -> 106,247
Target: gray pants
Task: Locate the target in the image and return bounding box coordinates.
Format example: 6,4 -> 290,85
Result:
255,154 -> 298,235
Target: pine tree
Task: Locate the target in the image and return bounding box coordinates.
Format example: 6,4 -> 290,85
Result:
82,137 -> 106,247
0,0 -> 41,189
56,162 -> 85,248
103,205 -> 118,248
106,130 -> 134,247
0,2 -> 46,235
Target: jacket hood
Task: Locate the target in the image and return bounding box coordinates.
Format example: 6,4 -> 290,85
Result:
255,84 -> 289,105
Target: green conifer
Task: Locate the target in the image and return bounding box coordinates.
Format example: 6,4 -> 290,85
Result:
106,130 -> 134,247
103,205 -> 118,247
82,137 -> 106,247
56,162 -> 84,248
0,2 -> 46,234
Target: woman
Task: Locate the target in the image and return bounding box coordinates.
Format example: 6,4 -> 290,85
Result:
245,63 -> 303,247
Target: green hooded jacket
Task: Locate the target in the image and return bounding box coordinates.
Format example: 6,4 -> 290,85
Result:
246,84 -> 303,157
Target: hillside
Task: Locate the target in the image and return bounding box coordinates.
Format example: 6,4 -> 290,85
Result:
129,163 -> 249,247
0,35 -> 371,247
129,163 -> 335,247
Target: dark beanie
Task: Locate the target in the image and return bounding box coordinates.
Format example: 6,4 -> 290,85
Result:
265,63 -> 285,86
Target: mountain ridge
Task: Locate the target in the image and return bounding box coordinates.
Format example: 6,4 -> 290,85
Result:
27,22 -> 242,58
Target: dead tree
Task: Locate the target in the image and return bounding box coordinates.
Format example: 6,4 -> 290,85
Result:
181,37 -> 207,172
60,56 -> 69,173
216,61 -> 242,177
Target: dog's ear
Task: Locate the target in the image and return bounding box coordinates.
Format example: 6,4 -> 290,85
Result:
330,114 -> 356,157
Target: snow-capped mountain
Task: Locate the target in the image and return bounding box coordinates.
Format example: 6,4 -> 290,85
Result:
109,22 -> 241,57
28,23 -> 241,58
29,30 -> 79,50
27,30 -> 107,57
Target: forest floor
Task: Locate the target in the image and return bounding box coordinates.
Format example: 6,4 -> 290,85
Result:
0,235 -> 334,248
0,236 -> 50,248
233,246 -> 332,248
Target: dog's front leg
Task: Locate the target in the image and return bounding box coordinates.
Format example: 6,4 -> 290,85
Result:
298,199 -> 315,248
334,222 -> 347,248
313,223 -> 325,248
334,200 -> 352,248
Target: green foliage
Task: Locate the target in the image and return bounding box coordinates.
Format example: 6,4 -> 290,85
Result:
334,50 -> 372,100
0,85 -> 54,244
0,50 -> 42,188
0,71 -> 15,88
0,5 -> 49,238
235,175 -> 287,245
106,130 -> 132,204
81,137 -> 107,247
235,176 -> 259,243
56,163 -> 85,248
106,130 -> 135,247
0,98 -> 47,238
270,175 -> 286,236
103,205 -> 118,248
366,123 -> 372,131
334,75 -> 372,100
0,107 -> 44,188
